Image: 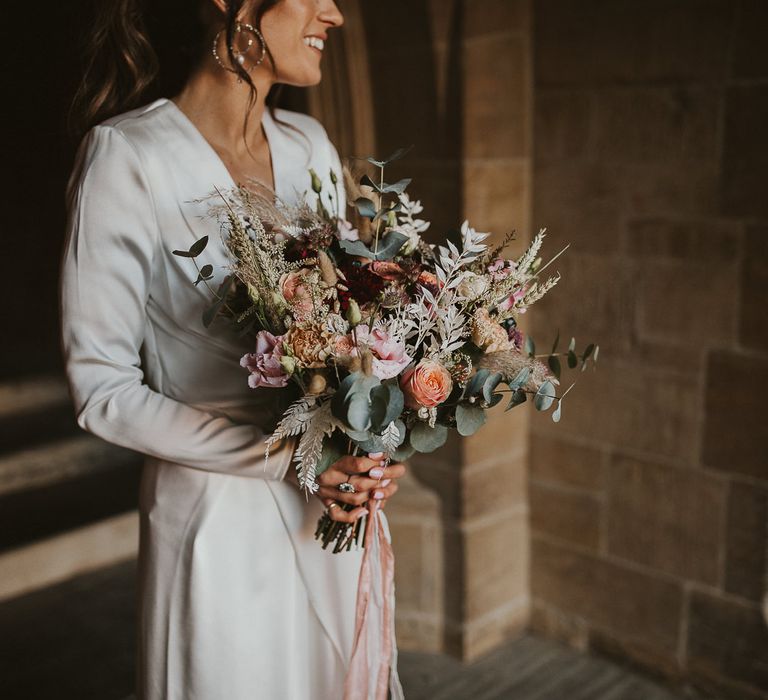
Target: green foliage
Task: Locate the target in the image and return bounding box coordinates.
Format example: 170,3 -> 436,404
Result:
409,422 -> 448,452
173,235 -> 209,258
339,231 -> 408,261
456,404 -> 486,436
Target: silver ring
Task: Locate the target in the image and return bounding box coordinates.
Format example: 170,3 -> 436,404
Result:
338,480 -> 356,494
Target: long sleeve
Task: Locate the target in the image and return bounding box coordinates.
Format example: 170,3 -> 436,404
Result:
59,125 -> 292,480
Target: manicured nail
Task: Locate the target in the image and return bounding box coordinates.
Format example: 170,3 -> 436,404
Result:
380,479 -> 391,486
373,491 -> 385,500
369,467 -> 384,479
379,459 -> 387,467
368,452 -> 384,459
355,510 -> 366,519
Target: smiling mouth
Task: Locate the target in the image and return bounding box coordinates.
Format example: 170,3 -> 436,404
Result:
303,36 -> 325,54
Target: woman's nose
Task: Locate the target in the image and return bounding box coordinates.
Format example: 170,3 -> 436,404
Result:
319,0 -> 344,28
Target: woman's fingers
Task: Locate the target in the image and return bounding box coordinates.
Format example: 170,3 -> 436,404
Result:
321,498 -> 366,523
318,485 -> 369,507
370,480 -> 398,502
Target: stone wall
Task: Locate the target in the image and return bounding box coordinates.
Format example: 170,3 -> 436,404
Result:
530,2 -> 768,698
359,0 -> 534,659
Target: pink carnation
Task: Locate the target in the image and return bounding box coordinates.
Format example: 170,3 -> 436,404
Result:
354,324 -> 413,380
240,331 -> 289,389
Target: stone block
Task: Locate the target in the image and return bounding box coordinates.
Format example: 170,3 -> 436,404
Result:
606,454 -> 726,585
618,162 -> 720,219
532,252 -> 634,356
462,398 -> 528,467
593,87 -> 720,163
463,33 -> 530,159
722,86 -> 768,219
391,521 -> 431,612
703,351 -> 768,480
534,90 -> 593,164
531,536 -> 683,653
534,0 -> 733,86
634,257 -> 738,348
529,600 -> 589,650
724,481 -> 768,603
533,161 -> 622,254
529,481 -> 602,550
462,598 -> 529,660
627,218 -> 741,263
535,359 -> 701,464
740,226 -> 768,351
463,0 -> 529,38
394,613 -> 442,654
463,160 -> 530,244
462,453 -> 527,520
687,591 -> 768,696
529,432 -> 605,492
732,0 -> 768,80
464,509 -> 528,619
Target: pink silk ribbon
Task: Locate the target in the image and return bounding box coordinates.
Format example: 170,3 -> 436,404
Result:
343,501 -> 404,700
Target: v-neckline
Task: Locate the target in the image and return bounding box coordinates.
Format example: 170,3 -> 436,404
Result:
162,97 -> 279,199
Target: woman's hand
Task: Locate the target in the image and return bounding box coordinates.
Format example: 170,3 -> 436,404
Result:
317,451 -> 406,523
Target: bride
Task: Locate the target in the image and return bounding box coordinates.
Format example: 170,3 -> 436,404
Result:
60,1 -> 407,698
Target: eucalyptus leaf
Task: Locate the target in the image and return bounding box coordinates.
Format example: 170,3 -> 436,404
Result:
548,355 -> 562,381
392,442 -> 416,462
456,404 -> 487,436
347,393 -> 372,431
487,393 -> 504,408
338,231 -> 408,261
567,350 -> 578,369
409,422 -> 448,453
381,178 -> 411,194
582,343 -> 595,362
200,264 -> 213,277
360,173 -> 380,192
189,236 -> 209,257
552,400 -> 563,423
534,380 -> 557,412
369,382 -> 405,432
568,337 -> 576,352
354,197 -> 377,219
506,389 -> 527,410
355,433 -> 388,453
482,372 -> 503,404
464,369 -> 491,398
317,437 -> 344,475
508,367 -> 531,390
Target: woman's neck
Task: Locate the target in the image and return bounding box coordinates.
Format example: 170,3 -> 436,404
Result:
171,62 -> 274,153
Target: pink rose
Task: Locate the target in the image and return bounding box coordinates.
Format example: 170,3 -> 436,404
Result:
280,270 -> 314,320
400,360 -> 453,408
353,325 -> 413,380
240,331 -> 289,389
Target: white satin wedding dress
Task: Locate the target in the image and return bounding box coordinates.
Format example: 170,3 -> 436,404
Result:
59,97 -> 364,699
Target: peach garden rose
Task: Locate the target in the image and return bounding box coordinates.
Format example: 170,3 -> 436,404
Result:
400,359 -> 453,409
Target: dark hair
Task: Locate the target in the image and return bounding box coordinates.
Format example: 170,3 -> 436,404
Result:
69,0 -> 288,142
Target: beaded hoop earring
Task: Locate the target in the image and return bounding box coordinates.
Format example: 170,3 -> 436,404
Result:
212,22 -> 266,75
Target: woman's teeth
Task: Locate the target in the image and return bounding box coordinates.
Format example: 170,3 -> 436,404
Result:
303,36 -> 325,51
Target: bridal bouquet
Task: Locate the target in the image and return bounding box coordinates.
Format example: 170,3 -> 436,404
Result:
174,147 -> 597,552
